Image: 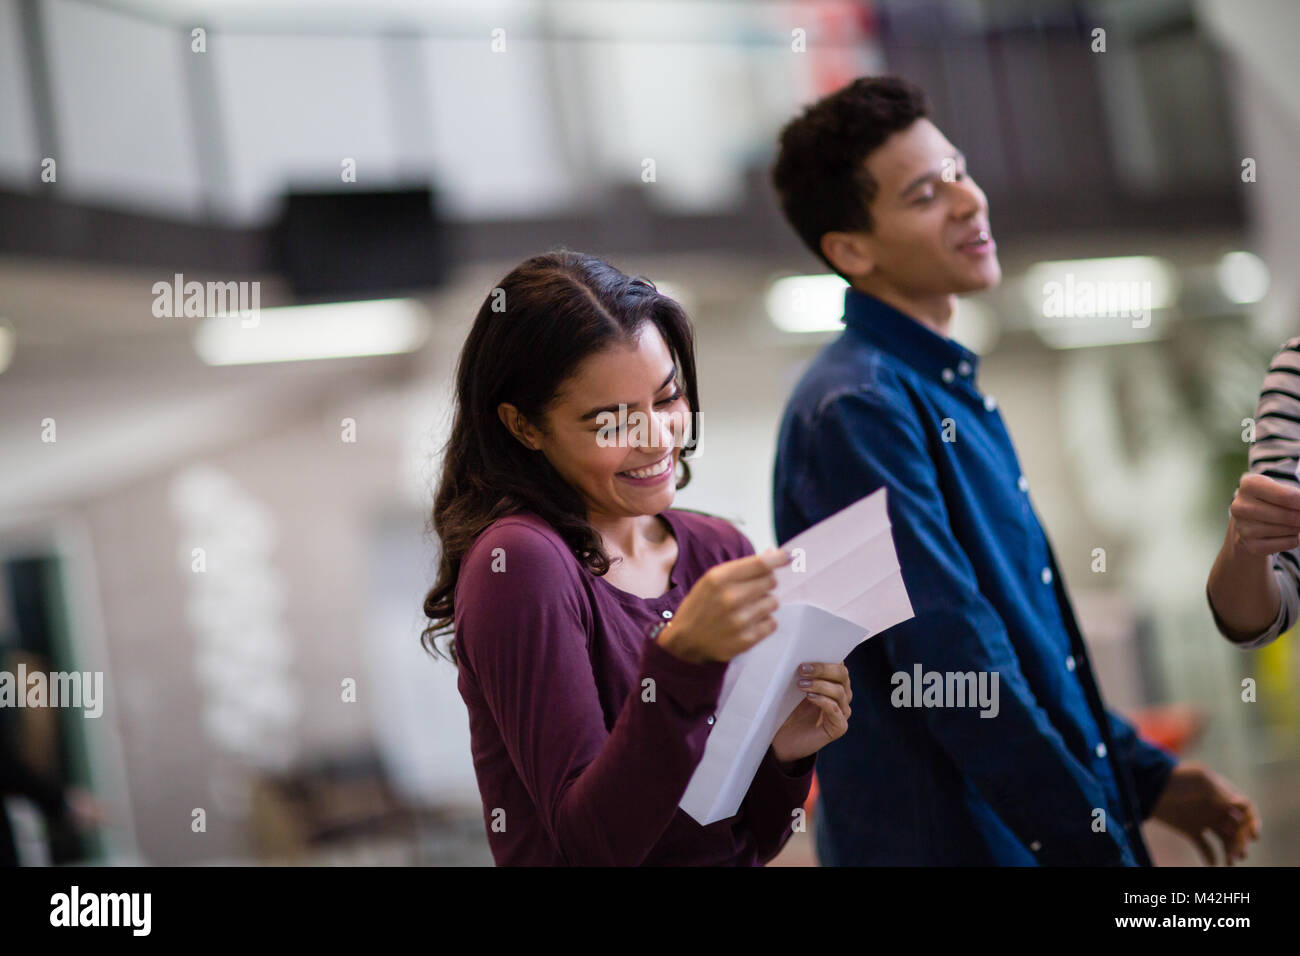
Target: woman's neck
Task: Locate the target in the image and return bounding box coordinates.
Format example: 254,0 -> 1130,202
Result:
590,512 -> 665,562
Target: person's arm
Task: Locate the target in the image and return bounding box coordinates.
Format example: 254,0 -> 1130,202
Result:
798,385 -> 1133,865
671,517 -> 816,862
1206,476 -> 1300,648
456,522 -> 726,866
0,751 -> 69,818
713,518 -> 817,862
738,747 -> 815,863
1103,710 -> 1177,820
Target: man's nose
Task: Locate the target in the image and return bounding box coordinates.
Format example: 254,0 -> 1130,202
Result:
946,171 -> 982,212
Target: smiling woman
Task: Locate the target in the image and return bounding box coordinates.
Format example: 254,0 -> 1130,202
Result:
421,250 -> 704,661
420,250 -> 851,866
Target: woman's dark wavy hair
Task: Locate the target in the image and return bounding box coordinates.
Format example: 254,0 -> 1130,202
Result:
420,250 -> 701,664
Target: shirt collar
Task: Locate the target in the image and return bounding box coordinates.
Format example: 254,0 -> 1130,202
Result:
841,287 -> 981,387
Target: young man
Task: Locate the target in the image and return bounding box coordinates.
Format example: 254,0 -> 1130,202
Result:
769,76 -> 1260,866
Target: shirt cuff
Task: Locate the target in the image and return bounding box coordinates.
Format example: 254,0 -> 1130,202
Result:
741,747 -> 815,859
640,634 -> 728,711
1136,750 -> 1178,821
772,753 -> 816,779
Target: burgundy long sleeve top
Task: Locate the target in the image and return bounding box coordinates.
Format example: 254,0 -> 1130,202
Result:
453,507 -> 815,866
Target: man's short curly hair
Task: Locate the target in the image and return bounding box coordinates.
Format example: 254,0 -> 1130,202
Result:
772,76 -> 930,274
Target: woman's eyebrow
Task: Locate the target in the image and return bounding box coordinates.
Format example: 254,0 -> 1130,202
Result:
578,365 -> 678,422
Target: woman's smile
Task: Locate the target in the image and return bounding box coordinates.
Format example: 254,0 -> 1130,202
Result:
616,450 -> 675,485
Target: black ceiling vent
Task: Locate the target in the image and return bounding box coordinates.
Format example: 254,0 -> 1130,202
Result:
274,186 -> 448,300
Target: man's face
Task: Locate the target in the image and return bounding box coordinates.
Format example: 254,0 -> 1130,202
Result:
858,118 -> 1001,295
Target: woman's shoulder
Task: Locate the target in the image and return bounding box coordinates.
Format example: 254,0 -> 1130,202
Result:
665,508 -> 756,565
454,511 -> 593,674
1274,336 -> 1300,355
1251,341 -> 1300,480
1256,338 -> 1300,409
459,511 -> 584,589
1264,337 -> 1300,371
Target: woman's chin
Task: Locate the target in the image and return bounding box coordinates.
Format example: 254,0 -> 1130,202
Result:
607,484 -> 675,515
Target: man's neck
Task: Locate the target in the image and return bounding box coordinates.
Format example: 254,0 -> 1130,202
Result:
849,280 -> 956,339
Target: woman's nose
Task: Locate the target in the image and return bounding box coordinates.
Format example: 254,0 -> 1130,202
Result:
639,408 -> 676,449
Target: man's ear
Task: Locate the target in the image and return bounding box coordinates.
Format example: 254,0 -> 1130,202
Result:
497,402 -> 542,451
820,231 -> 875,279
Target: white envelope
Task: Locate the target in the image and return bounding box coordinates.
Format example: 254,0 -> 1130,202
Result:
679,487 -> 915,826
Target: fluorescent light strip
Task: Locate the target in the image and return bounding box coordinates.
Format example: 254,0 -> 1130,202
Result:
765,274 -> 849,333
1034,315 -> 1166,349
1023,256 -> 1176,350
1024,256 -> 1176,316
193,298 -> 429,366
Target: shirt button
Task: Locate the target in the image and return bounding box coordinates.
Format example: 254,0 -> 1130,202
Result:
984,395 -> 998,411
1095,743 -> 1107,758
942,367 -> 955,383
707,715 -> 716,725
1041,567 -> 1052,585
1065,655 -> 1076,672
1018,475 -> 1029,492
958,360 -> 972,376
661,609 -> 673,619
1029,840 -> 1042,852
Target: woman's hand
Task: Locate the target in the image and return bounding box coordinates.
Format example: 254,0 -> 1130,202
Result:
657,548 -> 792,664
1208,473 -> 1300,641
1228,472 -> 1300,555
770,661 -> 851,763
64,786 -> 110,832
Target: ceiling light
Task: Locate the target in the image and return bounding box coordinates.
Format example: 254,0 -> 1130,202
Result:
765,274 -> 848,333
1216,251 -> 1269,305
1025,256 -> 1176,349
193,298 -> 429,366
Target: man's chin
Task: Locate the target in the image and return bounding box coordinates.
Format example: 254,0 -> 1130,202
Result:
957,262 -> 1002,293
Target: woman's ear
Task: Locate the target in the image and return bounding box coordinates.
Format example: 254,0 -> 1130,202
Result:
497,402 -> 542,451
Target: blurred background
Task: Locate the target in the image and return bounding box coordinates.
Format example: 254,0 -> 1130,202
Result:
0,0 -> 1297,866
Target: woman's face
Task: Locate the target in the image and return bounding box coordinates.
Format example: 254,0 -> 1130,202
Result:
507,323 -> 691,522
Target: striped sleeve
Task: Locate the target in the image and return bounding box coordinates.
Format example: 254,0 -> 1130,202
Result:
1225,338 -> 1300,648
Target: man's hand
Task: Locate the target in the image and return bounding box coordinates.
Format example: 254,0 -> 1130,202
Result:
1151,762 -> 1260,865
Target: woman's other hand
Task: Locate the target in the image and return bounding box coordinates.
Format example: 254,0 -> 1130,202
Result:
771,661 -> 851,763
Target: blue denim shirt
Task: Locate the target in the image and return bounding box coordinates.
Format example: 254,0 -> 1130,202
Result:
772,288 -> 1177,866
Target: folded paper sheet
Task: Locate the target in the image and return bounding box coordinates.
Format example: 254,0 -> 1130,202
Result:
680,487 -> 915,825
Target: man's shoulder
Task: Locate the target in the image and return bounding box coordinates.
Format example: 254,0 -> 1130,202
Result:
783,333 -> 913,426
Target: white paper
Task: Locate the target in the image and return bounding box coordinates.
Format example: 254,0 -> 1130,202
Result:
679,487 -> 915,825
